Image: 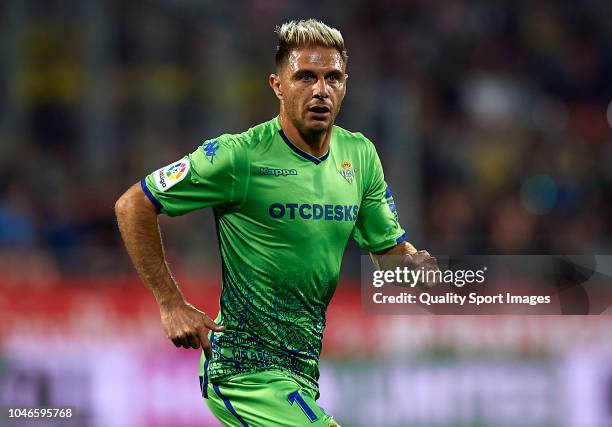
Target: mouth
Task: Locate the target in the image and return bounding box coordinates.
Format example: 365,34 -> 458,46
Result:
308,105 -> 331,115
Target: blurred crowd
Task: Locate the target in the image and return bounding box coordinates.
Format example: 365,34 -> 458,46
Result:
1,0 -> 611,283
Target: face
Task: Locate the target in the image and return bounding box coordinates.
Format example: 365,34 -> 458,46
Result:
270,47 -> 347,135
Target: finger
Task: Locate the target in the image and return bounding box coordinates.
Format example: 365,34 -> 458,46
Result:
201,338 -> 213,360
203,315 -> 225,332
174,334 -> 191,349
186,333 -> 201,350
180,337 -> 193,349
171,335 -> 190,348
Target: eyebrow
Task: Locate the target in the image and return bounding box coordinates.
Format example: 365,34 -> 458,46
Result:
324,70 -> 343,78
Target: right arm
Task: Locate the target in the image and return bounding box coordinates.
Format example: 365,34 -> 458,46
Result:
114,183 -> 224,358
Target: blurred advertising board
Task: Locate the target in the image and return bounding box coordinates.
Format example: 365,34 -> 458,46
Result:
2,280 -> 612,426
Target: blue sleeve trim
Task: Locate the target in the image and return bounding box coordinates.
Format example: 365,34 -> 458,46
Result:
213,384 -> 250,427
364,231 -> 407,253
140,179 -> 163,211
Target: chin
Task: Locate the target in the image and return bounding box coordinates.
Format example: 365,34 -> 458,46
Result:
304,119 -> 331,133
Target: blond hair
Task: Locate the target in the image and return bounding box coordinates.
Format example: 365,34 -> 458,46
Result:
275,19 -> 348,68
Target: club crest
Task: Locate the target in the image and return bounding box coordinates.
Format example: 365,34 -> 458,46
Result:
338,160 -> 355,184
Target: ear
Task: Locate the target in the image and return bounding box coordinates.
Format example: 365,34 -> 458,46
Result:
269,73 -> 283,101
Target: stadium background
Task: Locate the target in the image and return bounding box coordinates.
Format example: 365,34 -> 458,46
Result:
1,0 -> 612,426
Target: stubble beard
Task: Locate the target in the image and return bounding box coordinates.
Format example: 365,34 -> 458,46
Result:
292,104 -> 339,140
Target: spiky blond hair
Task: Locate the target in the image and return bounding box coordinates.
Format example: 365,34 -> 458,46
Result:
275,19 -> 348,68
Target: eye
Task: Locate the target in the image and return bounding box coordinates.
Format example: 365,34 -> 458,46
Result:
326,74 -> 340,83
301,74 -> 314,82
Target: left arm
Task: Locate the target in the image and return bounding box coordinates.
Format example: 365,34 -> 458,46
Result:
352,139 -> 438,283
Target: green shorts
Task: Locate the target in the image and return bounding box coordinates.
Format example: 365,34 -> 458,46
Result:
200,369 -> 341,427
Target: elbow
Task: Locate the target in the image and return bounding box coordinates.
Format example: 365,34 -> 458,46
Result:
115,184 -> 140,219
115,182 -> 158,220
114,191 -> 131,219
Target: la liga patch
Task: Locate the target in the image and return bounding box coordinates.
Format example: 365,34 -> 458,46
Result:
154,159 -> 190,192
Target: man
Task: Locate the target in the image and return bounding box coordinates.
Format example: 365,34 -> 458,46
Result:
116,19 -> 437,426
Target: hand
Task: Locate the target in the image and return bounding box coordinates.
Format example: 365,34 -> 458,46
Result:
159,301 -> 225,359
404,250 -> 439,288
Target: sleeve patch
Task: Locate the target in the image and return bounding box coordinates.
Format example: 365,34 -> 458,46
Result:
154,158 -> 190,192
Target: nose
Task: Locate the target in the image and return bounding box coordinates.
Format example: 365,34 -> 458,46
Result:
313,78 -> 329,99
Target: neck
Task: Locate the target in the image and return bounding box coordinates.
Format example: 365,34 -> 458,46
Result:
279,113 -> 332,158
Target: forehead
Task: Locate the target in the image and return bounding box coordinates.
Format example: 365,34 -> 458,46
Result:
285,47 -> 345,73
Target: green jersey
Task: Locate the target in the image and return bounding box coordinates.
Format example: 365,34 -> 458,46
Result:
142,117 -> 405,391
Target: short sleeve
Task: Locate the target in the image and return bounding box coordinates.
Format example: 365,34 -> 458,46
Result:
352,141 -> 406,252
141,136 -> 248,216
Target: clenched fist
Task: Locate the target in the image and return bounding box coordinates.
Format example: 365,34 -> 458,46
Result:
403,250 -> 439,288
376,246 -> 440,288
159,301 -> 225,359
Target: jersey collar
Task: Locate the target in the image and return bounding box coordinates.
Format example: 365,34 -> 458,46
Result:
278,128 -> 330,165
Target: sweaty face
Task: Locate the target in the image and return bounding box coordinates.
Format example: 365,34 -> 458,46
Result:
277,47 -> 347,135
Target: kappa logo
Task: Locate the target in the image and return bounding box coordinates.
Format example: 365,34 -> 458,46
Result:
260,167 -> 298,177
338,160 -> 355,184
154,159 -> 190,192
203,140 -> 220,163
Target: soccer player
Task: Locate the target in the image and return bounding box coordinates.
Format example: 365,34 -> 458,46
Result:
116,19 -> 437,426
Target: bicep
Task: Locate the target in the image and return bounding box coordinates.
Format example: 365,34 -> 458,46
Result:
352,141 -> 406,251
353,183 -> 406,252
